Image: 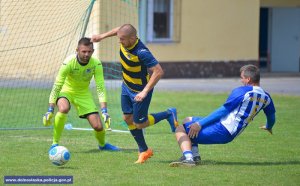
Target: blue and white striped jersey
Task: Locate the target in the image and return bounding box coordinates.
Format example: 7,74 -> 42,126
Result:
221,86 -> 276,138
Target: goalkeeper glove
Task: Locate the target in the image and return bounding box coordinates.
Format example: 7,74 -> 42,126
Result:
101,108 -> 111,130
43,106 -> 54,127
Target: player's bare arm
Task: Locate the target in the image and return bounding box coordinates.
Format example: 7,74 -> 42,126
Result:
100,102 -> 107,110
91,27 -> 121,42
134,64 -> 164,102
49,103 -> 55,108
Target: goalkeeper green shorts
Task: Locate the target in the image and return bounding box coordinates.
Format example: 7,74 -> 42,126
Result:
58,91 -> 98,118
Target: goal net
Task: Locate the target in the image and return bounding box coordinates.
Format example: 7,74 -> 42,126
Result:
0,0 -> 138,130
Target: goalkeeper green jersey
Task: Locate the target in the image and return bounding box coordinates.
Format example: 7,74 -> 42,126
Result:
49,54 -> 107,104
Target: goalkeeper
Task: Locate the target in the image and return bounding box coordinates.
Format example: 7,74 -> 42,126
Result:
43,37 -> 119,151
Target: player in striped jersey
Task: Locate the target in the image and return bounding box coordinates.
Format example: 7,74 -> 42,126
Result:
91,24 -> 178,163
170,65 -> 276,167
43,38 -> 119,151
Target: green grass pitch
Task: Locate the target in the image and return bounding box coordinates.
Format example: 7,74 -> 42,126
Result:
0,91 -> 300,185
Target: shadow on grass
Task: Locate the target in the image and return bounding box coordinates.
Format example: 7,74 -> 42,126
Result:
200,160 -> 300,166
56,166 -> 79,170
72,148 -> 138,154
161,159 -> 300,166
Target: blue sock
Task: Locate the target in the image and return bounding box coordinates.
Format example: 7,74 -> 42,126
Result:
192,143 -> 198,148
191,144 -> 200,157
129,128 -> 148,152
150,111 -> 170,124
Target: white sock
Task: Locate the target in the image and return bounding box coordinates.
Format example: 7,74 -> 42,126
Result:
183,151 -> 193,161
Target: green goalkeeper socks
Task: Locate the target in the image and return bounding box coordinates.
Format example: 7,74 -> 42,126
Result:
53,112 -> 67,144
94,130 -> 106,147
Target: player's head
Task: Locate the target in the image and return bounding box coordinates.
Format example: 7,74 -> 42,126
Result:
240,64 -> 260,86
117,24 -> 137,48
76,37 -> 94,64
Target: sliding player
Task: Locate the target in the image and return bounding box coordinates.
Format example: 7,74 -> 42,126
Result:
170,65 -> 276,167
91,24 -> 178,163
43,37 -> 119,151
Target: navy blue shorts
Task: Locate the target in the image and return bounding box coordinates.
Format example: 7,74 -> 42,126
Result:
183,117 -> 234,144
121,83 -> 153,124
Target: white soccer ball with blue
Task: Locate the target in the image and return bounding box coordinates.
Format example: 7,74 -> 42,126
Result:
49,146 -> 70,166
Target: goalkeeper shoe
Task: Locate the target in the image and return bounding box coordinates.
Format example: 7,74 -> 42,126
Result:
99,143 -> 120,151
49,144 -> 59,152
135,148 -> 153,164
167,108 -> 179,132
169,159 -> 196,167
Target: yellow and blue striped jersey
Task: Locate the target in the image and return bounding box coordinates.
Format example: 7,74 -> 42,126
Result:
120,39 -> 158,92
49,54 -> 107,103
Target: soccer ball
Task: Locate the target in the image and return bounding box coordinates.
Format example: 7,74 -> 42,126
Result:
49,146 -> 71,166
